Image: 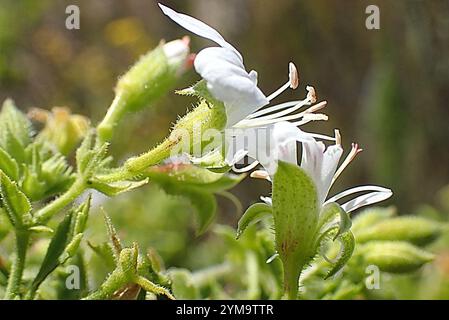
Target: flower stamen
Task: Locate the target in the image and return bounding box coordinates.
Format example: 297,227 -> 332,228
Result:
250,170 -> 271,181
331,143 -> 363,185
266,62 -> 299,101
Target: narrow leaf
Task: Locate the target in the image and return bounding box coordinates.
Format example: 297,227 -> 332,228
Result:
0,170 -> 31,226
30,211 -> 74,292
0,147 -> 19,181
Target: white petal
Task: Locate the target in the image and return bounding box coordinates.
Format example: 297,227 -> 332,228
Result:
319,144 -> 343,203
325,185 -> 391,203
195,47 -> 244,71
340,190 -> 393,213
194,47 -> 268,126
158,3 -> 241,59
300,138 -> 325,194
259,122 -> 315,175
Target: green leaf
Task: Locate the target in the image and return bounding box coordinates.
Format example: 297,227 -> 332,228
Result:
146,161 -> 242,191
0,147 -> 19,181
0,99 -> 32,149
29,210 -> 74,293
0,170 -> 31,227
89,178 -> 149,196
324,231 -> 355,279
237,202 -> 272,239
76,131 -> 109,177
28,197 -> 91,296
272,161 -> 319,299
147,164 -> 242,235
102,209 -> 123,259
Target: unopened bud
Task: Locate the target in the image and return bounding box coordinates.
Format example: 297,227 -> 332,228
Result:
356,216 -> 441,246
30,107 -> 89,155
97,38 -> 191,142
361,241 -> 434,273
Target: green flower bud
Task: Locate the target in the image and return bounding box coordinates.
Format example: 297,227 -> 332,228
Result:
123,99 -> 226,175
118,243 -> 139,280
30,107 -> 90,155
97,38 -> 191,142
351,206 -> 396,234
361,241 -> 434,273
356,216 -> 441,246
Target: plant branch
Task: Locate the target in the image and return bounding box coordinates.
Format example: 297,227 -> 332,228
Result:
4,230 -> 29,299
34,178 -> 86,223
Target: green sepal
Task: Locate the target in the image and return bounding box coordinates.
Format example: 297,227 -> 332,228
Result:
237,202 -> 272,239
324,231 -> 355,279
89,178 -> 149,197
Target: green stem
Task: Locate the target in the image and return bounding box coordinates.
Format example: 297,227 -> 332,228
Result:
282,258 -> 304,300
83,268 -> 128,300
96,139 -> 174,182
97,94 -> 124,144
35,178 -> 86,223
4,231 -> 29,299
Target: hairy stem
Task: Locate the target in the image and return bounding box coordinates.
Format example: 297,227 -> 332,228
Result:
96,138 -> 174,182
34,178 -> 86,223
4,231 -> 29,299
83,268 -> 128,300
97,94 -> 124,144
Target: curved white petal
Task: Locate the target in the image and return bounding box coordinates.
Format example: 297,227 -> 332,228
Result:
195,47 -> 268,126
195,47 -> 244,70
158,3 -> 241,59
325,185 -> 392,203
340,190 -> 393,213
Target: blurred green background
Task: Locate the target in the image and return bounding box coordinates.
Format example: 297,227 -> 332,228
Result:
0,0 -> 448,298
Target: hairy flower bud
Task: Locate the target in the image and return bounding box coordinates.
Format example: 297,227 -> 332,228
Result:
356,216 -> 442,246
361,241 -> 434,273
97,38 -> 191,142
30,107 -> 90,155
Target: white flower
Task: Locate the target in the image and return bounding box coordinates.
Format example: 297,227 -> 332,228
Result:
253,121 -> 392,213
159,3 -> 326,130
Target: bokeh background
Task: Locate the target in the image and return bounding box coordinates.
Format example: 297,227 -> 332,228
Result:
0,0 -> 448,298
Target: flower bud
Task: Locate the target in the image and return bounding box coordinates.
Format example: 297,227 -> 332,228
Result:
30,107 -> 90,155
162,37 -> 192,73
361,241 -> 434,273
351,206 -> 396,234
97,38 -> 191,142
356,216 -> 441,246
